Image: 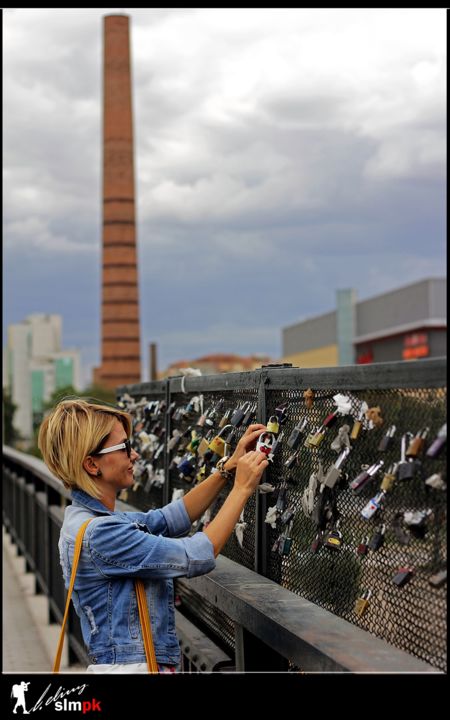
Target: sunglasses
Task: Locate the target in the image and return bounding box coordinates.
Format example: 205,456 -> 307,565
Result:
94,439 -> 132,458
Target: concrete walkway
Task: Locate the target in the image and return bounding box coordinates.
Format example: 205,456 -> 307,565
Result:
3,527 -> 85,673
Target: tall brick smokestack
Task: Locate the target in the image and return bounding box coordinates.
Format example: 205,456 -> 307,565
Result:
94,14 -> 141,389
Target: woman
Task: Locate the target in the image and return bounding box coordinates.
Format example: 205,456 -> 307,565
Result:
38,397 -> 268,673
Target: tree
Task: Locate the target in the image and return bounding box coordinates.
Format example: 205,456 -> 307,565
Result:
3,389 -> 22,446
26,383 -> 119,458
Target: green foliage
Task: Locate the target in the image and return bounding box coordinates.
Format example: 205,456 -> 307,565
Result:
3,388 -> 22,446
25,383 -> 119,458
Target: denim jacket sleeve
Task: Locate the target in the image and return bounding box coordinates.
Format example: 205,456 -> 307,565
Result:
86,515 -> 216,580
122,497 -> 192,538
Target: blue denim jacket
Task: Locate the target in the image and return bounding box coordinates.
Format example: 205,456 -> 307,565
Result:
59,489 -> 215,666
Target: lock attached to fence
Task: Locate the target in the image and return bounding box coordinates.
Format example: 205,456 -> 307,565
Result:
354,590 -> 372,617
349,460 -> 384,494
266,415 -> 280,434
207,424 -> 234,457
406,427 -> 430,458
426,423 -> 446,458
256,431 -> 277,460
378,424 -> 397,452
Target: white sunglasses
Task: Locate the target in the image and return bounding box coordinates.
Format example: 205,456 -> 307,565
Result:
95,439 -> 132,458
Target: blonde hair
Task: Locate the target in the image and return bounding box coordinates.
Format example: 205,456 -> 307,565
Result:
38,398 -> 132,499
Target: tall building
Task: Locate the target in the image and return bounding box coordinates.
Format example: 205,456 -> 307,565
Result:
282,278 -> 447,368
4,314 -> 82,443
93,14 -> 141,389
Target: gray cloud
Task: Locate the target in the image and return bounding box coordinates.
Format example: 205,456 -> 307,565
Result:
3,8 -> 446,382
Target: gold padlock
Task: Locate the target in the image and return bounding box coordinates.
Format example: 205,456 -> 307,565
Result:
266,415 -> 280,434
197,437 -> 210,457
306,428 -> 325,448
380,464 -> 397,492
350,407 -> 365,441
207,424 -> 233,457
354,591 -> 371,617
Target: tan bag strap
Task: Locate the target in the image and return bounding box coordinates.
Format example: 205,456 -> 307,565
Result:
135,579 -> 159,673
53,518 -> 160,674
53,518 -> 92,673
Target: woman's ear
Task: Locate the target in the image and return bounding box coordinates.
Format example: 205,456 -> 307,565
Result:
83,456 -> 100,478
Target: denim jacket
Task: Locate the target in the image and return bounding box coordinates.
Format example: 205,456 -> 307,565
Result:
59,489 -> 215,666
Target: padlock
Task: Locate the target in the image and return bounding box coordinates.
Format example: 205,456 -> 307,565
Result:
280,535 -> 293,556
380,463 -> 398,492
275,481 -> 288,513
186,430 -> 200,453
357,536 -> 370,556
256,431 -> 276,459
349,460 -> 384,494
305,427 -> 326,448
406,427 -> 430,458
323,446 -> 352,488
322,412 -> 338,428
205,399 -> 224,427
197,430 -> 215,457
218,409 -> 232,428
426,423 -> 446,458
167,429 -> 182,452
361,490 -> 386,520
280,506 -> 295,526
398,432 -> 416,480
266,415 -> 280,434
196,411 -> 208,428
324,527 -> 343,551
271,536 -> 282,554
178,453 -> 196,477
393,567 -> 415,587
275,402 -> 289,425
428,569 -> 447,588
368,524 -> 385,551
398,431 -> 411,471
269,431 -> 284,459
287,418 -> 308,450
154,441 -> 165,461
222,425 -> 237,446
350,407 -> 366,441
242,402 -> 257,427
284,450 -> 300,469
230,402 -> 250,428
207,424 -> 234,457
354,590 -> 372,617
378,424 -> 397,452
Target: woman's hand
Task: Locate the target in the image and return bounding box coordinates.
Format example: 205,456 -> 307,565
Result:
233,451 -> 269,497
224,424 -> 267,472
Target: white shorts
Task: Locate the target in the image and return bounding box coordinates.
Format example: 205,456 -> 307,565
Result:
86,663 -> 178,674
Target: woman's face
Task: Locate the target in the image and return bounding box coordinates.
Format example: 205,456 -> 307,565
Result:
94,419 -> 139,494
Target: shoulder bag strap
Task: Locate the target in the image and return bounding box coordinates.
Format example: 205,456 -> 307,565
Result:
53,518 -> 160,674
53,518 -> 93,673
135,579 -> 159,673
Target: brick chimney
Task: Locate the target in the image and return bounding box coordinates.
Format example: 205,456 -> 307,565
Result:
94,14 -> 141,389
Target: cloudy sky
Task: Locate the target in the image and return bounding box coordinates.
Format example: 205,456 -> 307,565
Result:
3,8 -> 446,386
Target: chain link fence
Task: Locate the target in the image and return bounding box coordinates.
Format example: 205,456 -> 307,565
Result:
117,359 -> 446,671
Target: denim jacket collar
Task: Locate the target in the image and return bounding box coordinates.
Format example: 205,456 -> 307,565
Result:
71,488 -> 113,515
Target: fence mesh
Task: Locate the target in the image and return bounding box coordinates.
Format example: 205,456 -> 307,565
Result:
117,367 -> 446,671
